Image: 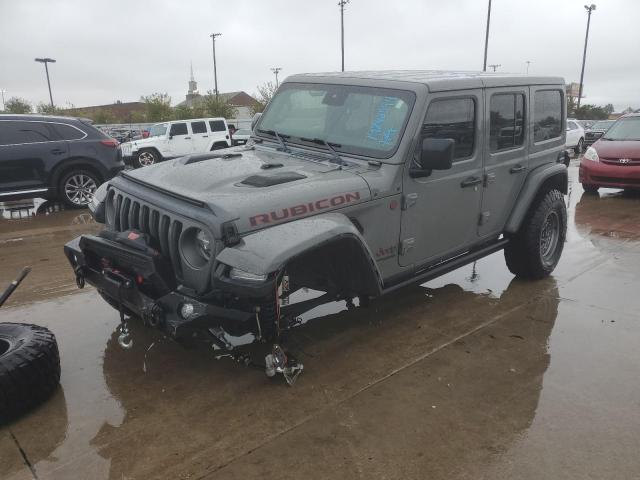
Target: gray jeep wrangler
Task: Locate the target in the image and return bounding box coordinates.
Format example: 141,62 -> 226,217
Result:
65,71 -> 569,384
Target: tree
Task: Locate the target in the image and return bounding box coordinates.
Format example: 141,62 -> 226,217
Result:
141,92 -> 172,122
92,110 -> 115,124
5,97 -> 32,114
573,104 -> 611,120
251,82 -> 277,115
36,102 -> 63,115
200,91 -> 237,118
173,104 -> 194,120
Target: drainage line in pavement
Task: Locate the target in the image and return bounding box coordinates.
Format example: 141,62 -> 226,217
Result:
10,430 -> 38,479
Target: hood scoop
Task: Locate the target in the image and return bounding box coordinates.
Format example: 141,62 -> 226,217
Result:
240,171 -> 307,187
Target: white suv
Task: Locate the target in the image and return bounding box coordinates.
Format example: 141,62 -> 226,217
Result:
121,117 -> 231,167
565,119 -> 585,154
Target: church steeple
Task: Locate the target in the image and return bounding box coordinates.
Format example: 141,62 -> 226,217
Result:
187,62 -> 199,99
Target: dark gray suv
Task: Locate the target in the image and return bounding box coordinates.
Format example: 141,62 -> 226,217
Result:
0,114 -> 124,207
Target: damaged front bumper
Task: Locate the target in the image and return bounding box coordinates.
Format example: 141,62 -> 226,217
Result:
64,234 -> 260,344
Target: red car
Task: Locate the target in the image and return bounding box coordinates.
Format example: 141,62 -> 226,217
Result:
580,113 -> 640,193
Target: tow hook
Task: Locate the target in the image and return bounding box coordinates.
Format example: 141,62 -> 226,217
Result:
265,344 -> 304,386
118,322 -> 133,349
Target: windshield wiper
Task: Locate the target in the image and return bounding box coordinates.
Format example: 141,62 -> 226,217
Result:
257,129 -> 290,152
300,137 -> 347,165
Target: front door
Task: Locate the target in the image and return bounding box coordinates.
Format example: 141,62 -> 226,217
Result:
399,91 -> 484,267
478,88 -> 529,237
167,122 -> 193,157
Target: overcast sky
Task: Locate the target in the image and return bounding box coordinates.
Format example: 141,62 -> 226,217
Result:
1,0 -> 638,111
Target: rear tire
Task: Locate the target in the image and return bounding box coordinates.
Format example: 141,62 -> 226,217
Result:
0,323 -> 61,423
504,189 -> 567,279
59,168 -> 101,209
582,184 -> 599,194
575,138 -> 584,154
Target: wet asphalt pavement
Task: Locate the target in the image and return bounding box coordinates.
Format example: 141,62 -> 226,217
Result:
1,163 -> 640,479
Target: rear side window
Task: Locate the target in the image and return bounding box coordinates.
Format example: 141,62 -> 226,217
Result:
209,120 -> 226,132
533,90 -> 562,142
0,121 -> 55,145
423,98 -> 475,160
489,94 -> 525,152
191,121 -> 207,134
169,123 -> 188,136
52,123 -> 86,140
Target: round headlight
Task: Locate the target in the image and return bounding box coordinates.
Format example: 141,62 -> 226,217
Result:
196,229 -> 212,260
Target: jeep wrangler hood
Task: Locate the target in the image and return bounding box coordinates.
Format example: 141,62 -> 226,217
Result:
121,147 -> 371,233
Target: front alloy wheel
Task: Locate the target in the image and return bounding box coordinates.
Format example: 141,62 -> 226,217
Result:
60,170 -> 99,208
136,150 -> 158,167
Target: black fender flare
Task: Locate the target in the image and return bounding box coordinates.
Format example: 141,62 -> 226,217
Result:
215,213 -> 383,297
505,163 -> 568,234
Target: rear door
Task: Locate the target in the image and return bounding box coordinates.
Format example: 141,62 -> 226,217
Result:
478,89 -> 528,236
167,122 -> 193,157
0,120 -> 68,196
400,92 -> 484,267
208,119 -> 229,147
190,120 -> 210,153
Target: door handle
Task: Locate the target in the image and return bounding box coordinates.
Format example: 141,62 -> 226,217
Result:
460,176 -> 482,188
510,165 -> 526,174
202,135 -> 208,138
184,137 -> 191,139
50,148 -> 65,155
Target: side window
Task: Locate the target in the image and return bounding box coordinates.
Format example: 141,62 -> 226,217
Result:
52,123 -> 85,140
533,90 -> 562,142
423,98 -> 475,160
0,121 -> 54,145
489,93 -> 525,152
191,121 -> 207,134
209,120 -> 226,132
169,123 -> 188,136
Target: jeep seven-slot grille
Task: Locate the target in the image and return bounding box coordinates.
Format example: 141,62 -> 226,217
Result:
110,192 -> 183,278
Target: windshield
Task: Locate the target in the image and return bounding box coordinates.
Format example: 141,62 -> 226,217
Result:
602,117 -> 640,141
148,123 -> 168,137
591,120 -> 614,130
256,83 -> 415,160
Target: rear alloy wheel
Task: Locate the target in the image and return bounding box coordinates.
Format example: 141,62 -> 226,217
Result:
575,138 -> 584,155
59,169 -> 100,208
135,149 -> 159,168
505,189 -> 567,279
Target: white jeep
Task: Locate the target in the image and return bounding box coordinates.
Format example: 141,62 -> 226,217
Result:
121,117 -> 231,168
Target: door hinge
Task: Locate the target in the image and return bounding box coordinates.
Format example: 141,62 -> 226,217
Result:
484,173 -> 496,186
400,238 -> 415,255
479,211 -> 491,225
401,193 -> 418,210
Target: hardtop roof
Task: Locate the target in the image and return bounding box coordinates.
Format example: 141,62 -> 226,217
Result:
285,70 -> 565,92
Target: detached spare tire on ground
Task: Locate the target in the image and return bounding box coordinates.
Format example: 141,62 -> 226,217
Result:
0,323 -> 61,423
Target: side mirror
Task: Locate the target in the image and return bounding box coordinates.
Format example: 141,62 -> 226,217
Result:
168,134 -> 173,140
411,138 -> 455,177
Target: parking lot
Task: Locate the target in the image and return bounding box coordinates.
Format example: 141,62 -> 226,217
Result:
1,161 -> 640,480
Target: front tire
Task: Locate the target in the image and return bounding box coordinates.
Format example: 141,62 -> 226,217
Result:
504,189 -> 567,279
135,149 -> 159,168
59,169 -> 101,209
575,138 -> 584,154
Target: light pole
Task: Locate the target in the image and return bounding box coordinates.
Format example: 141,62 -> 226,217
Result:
0,89 -> 6,111
525,60 -> 531,74
339,0 -> 349,72
35,57 -> 56,107
271,67 -> 282,88
577,4 -> 596,109
482,0 -> 492,72
209,33 -> 222,99
488,64 -> 501,72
